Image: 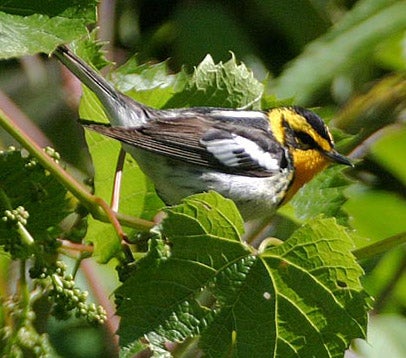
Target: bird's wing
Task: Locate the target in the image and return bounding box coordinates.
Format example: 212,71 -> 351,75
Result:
83,115 -> 289,177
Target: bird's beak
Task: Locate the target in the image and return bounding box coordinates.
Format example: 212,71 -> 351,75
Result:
324,150 -> 353,167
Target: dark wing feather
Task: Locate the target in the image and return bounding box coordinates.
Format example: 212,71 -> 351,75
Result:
83,115 -> 289,177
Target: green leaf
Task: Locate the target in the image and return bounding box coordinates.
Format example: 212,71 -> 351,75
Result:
166,54 -> 264,109
0,1 -> 97,59
273,0 -> 406,104
116,193 -> 370,357
0,0 -> 97,20
0,148 -> 72,256
116,193 -> 249,347
281,166 -> 352,226
162,191 -> 244,242
201,218 -> 369,357
120,340 -> 150,358
256,219 -> 369,358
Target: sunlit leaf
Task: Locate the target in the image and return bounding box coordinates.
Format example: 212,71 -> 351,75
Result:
0,1 -> 97,59
166,54 -> 264,109
116,192 -> 370,357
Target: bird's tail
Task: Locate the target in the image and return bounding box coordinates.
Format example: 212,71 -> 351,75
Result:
54,45 -> 153,127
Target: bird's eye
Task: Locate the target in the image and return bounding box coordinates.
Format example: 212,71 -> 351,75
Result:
294,131 -> 316,150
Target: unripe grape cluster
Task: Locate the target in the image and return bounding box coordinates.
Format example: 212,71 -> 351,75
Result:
40,261 -> 107,324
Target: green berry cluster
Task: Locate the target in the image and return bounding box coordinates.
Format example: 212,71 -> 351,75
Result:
1,205 -> 34,258
44,146 -> 61,164
40,261 -> 107,324
24,156 -> 38,169
0,296 -> 54,357
2,206 -> 30,226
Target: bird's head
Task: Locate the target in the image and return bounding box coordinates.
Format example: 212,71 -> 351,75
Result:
268,106 -> 352,201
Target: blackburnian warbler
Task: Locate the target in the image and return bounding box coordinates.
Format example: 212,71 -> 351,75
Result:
54,46 -> 352,221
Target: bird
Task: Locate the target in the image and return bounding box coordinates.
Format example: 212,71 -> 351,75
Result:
54,45 -> 352,221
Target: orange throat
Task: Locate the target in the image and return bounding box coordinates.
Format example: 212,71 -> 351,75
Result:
283,149 -> 329,203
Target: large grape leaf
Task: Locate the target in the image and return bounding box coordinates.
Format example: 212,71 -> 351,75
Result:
0,1 -> 97,59
166,54 -> 264,109
116,192 -> 370,357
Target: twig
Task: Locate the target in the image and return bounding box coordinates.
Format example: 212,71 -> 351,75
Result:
59,239 -> 94,254
111,148 -> 126,212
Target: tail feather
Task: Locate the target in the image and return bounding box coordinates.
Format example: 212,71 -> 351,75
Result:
54,46 -> 118,103
54,45 -> 154,127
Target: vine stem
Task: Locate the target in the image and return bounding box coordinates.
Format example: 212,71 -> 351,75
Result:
59,240 -> 94,254
0,95 -> 154,236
